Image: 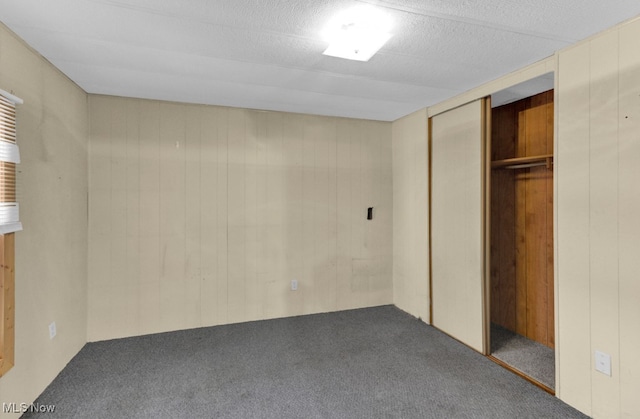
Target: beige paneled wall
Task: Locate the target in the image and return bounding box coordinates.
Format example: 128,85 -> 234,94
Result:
88,96 -> 393,341
557,16 -> 640,418
0,24 -> 88,419
391,109 -> 429,321
617,21 -> 640,419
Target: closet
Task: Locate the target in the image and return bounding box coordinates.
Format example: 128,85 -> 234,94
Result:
489,90 -> 555,389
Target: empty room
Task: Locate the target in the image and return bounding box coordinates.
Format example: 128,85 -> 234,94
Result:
0,1 -> 639,418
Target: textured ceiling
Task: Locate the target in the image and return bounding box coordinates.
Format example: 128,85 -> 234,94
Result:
1,0 -> 639,121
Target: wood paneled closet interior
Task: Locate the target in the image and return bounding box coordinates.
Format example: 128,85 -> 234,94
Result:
490,90 -> 554,349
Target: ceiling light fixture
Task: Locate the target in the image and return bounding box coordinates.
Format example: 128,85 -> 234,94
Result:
322,6 -> 392,62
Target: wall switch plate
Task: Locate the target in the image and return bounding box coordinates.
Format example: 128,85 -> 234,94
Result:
49,322 -> 57,340
595,350 -> 611,376
291,280 -> 298,291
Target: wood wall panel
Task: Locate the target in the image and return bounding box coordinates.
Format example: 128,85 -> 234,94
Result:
0,234 -> 15,377
88,96 -> 393,341
215,108 -> 229,325
618,19 -> 640,418
489,104 -> 516,330
159,103 -> 187,332
184,106 -> 203,325
199,106 -> 220,326
227,107 -> 247,323
369,121 -> 394,306
336,119 -> 353,311
588,31 -> 621,419
346,119 -> 364,308
243,111 -> 259,322
522,93 -> 554,347
284,115 -> 306,315
391,109 -> 429,322
557,43 -> 593,414
125,100 -> 142,332
514,110 -> 528,336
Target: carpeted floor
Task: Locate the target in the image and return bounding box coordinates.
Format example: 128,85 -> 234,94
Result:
491,323 -> 555,390
23,306 -> 586,419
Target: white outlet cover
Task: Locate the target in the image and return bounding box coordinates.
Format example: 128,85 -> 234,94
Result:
595,350 -> 611,376
49,322 -> 57,339
291,280 -> 298,291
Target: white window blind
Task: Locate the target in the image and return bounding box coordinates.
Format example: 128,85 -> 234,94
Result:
0,89 -> 23,235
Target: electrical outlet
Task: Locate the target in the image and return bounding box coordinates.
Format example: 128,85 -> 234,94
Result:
595,350 -> 611,376
49,322 -> 57,340
291,280 -> 298,291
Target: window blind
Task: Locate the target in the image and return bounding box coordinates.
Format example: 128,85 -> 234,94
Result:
0,89 -> 23,235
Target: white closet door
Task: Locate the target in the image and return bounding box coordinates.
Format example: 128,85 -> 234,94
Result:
431,99 -> 487,353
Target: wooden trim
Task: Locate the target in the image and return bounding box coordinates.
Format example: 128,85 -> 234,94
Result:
552,64 -> 560,396
427,117 -> 433,325
487,355 -> 555,395
0,233 -> 15,377
482,97 -> 492,356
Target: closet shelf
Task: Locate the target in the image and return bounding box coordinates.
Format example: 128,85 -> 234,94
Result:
491,154 -> 553,170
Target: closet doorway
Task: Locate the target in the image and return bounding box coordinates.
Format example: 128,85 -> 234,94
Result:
488,88 -> 555,392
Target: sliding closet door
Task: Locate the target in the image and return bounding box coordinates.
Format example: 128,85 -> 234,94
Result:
430,99 -> 488,353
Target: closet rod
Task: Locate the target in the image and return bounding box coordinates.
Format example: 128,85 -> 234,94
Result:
503,161 -> 551,170
491,154 -> 553,170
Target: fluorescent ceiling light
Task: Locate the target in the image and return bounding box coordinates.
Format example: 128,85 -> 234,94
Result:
322,6 -> 392,62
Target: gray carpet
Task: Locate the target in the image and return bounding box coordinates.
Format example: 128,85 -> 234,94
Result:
23,306 -> 586,419
491,323 -> 555,390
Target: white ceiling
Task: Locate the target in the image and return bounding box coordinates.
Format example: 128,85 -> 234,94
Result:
1,0 -> 639,121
